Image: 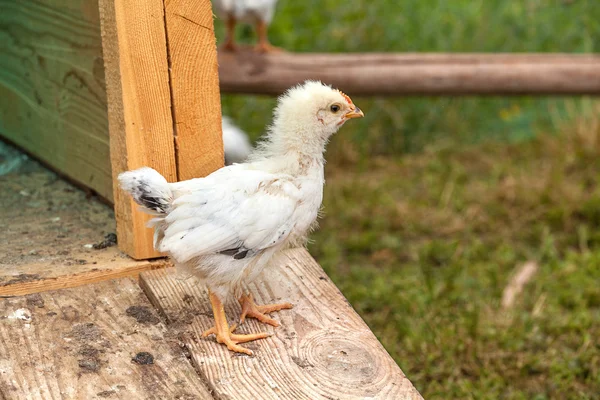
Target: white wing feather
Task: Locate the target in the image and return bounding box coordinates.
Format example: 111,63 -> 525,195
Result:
159,165 -> 300,264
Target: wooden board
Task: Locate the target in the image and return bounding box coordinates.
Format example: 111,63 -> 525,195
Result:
0,246 -> 169,297
164,0 -> 224,180
98,0 -> 179,260
140,248 -> 423,400
218,50 -> 600,96
0,0 -> 112,200
0,160 -> 169,297
0,278 -> 212,399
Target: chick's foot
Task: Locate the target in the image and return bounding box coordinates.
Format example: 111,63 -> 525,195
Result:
203,291 -> 270,356
239,293 -> 293,327
254,20 -> 283,53
254,42 -> 283,53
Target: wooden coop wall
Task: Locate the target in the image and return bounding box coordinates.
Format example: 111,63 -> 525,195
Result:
0,0 -> 225,260
0,0 -> 112,200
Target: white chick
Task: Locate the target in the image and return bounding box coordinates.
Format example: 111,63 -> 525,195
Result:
213,0 -> 280,53
222,116 -> 253,165
119,81 -> 363,355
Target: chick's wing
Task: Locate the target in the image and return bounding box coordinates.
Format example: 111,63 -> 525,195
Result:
159,167 -> 300,263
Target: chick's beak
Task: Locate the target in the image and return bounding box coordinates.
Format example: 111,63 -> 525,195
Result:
345,106 -> 364,119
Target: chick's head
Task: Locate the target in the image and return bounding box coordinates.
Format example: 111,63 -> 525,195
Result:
273,81 -> 364,140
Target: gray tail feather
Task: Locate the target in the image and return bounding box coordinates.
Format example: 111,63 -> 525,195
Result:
118,167 -> 173,215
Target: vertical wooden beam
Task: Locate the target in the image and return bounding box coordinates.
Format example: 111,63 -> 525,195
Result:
98,0 -> 178,259
163,0 -> 224,180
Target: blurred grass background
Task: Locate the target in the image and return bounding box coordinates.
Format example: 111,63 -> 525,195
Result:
217,1 -> 600,398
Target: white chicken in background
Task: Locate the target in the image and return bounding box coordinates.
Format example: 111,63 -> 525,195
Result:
222,116 -> 253,165
212,0 -> 280,53
119,81 -> 364,355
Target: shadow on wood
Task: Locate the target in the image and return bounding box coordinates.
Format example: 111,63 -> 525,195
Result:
219,50 -> 600,96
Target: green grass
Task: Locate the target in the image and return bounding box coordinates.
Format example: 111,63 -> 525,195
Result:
214,2 -> 600,398
309,108 -> 600,398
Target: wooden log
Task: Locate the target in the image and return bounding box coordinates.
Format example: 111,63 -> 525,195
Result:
98,0 -> 178,259
0,0 -> 112,200
163,0 -> 224,180
0,278 -> 212,399
218,51 -> 600,96
139,248 -> 423,399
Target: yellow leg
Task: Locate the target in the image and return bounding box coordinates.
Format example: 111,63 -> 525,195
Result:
254,20 -> 282,53
202,291 -> 270,355
239,293 -> 293,327
222,16 -> 237,52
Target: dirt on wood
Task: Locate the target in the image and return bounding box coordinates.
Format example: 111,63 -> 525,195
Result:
25,293 -> 45,308
93,233 -> 118,250
96,390 -> 117,398
125,305 -> 160,325
0,145 -> 117,268
0,274 -> 41,286
131,352 -> 154,365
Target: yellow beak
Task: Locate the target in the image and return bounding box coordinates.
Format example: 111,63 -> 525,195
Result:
345,106 -> 364,119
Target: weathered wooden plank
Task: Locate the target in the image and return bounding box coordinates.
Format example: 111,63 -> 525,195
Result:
140,248 -> 423,399
0,165 -> 169,297
0,278 -> 213,399
98,0 -> 178,260
0,247 -> 170,297
0,0 -> 111,200
218,50 -> 600,96
163,0 -> 224,180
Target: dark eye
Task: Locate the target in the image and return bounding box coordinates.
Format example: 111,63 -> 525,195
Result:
330,104 -> 340,113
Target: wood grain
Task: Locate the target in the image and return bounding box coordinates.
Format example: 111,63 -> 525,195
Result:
98,0 -> 178,259
164,0 -> 224,180
0,0 -> 111,200
218,50 -> 600,96
0,278 -> 212,399
0,247 -> 170,297
140,248 -> 423,399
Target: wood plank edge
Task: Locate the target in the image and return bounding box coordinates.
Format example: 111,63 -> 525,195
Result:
0,258 -> 171,297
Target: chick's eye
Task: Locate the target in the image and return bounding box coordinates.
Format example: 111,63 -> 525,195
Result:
330,104 -> 340,113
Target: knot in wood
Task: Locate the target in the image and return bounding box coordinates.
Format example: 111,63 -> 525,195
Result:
298,329 -> 384,396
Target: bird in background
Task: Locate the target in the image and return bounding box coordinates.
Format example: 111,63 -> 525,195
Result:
119,81 -> 364,355
222,116 -> 253,165
212,0 -> 281,53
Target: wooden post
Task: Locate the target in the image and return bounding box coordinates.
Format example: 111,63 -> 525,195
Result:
99,0 -> 223,260
218,51 -> 600,96
99,0 -> 178,259
163,0 -> 224,181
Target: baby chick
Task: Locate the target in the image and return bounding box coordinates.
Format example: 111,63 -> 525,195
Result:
119,81 -> 363,355
213,0 -> 280,53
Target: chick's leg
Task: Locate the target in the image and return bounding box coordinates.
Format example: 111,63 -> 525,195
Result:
254,20 -> 281,53
222,16 -> 237,51
239,293 -> 293,327
202,291 -> 270,355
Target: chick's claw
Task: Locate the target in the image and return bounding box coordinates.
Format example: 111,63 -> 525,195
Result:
203,291 -> 272,355
201,323 -> 237,337
239,293 -> 293,327
254,42 -> 283,54
206,329 -> 271,356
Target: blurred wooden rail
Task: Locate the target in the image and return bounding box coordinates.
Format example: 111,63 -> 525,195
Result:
219,51 -> 600,96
